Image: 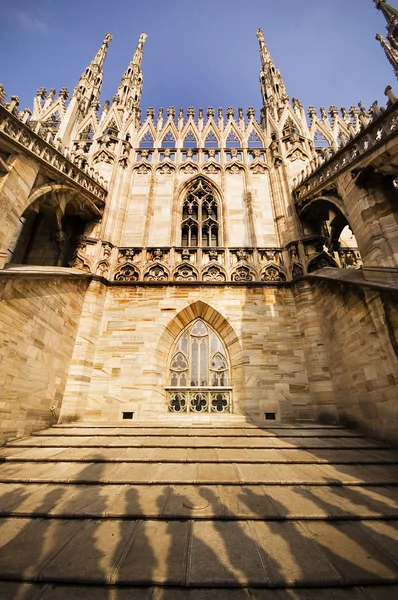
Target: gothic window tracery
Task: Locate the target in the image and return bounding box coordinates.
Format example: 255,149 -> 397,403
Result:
226,131 -> 241,148
205,132 -> 219,148
314,130 -> 330,148
183,131 -> 198,148
139,132 -> 154,148
80,125 -> 94,140
248,131 -> 262,148
181,179 -> 220,248
162,132 -> 176,148
167,319 -> 231,413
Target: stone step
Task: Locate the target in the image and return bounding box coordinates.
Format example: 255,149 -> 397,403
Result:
0,483 -> 397,520
0,516 -> 397,588
7,436 -> 387,450
35,426 -> 364,437
2,583 -> 398,600
1,423 -> 397,597
1,446 -> 397,464
1,460 -> 398,485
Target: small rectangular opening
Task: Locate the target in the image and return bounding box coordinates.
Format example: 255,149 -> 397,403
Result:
122,412 -> 134,420
265,412 -> 276,421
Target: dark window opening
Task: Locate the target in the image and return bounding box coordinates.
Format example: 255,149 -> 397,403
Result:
265,412 -> 276,420
122,412 -> 134,420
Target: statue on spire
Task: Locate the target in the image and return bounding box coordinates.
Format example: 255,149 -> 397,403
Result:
256,28 -> 271,65
93,33 -> 113,69
133,32 -> 148,66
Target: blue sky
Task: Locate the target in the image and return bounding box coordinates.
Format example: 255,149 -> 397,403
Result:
0,0 -> 395,118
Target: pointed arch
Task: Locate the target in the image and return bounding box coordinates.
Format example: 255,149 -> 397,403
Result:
244,119 -> 265,146
161,130 -> 176,148
277,108 -> 303,138
103,118 -> 119,137
313,129 -> 331,148
204,130 -> 219,148
247,130 -> 262,148
139,131 -> 154,148
157,301 -> 243,368
225,130 -> 241,148
76,113 -> 98,140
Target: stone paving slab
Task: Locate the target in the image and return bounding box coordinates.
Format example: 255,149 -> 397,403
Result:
305,520 -> 398,584
252,520 -> 343,586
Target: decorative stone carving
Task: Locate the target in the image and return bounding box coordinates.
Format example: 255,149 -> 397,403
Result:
114,264 -> 139,281
226,164 -> 243,175
307,251 -> 338,273
203,163 -> 221,174
93,150 -> 114,165
73,255 -> 91,272
292,263 -> 304,279
289,244 -> 299,261
208,249 -> 218,261
180,162 -> 198,175
96,260 -> 109,277
152,248 -> 163,261
134,163 -> 150,174
250,163 -> 266,174
236,248 -> 248,262
270,140 -> 282,167
144,265 -> 168,281
118,248 -> 136,263
260,266 -> 286,282
102,243 -> 112,259
202,265 -> 226,282
157,163 -> 173,175
174,264 -> 197,281
231,266 -> 254,282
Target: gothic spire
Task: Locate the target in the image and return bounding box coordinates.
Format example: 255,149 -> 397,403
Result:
74,33 -> 113,116
374,0 -> 398,27
113,32 -> 148,117
92,32 -> 113,70
374,1 -> 398,77
256,28 -> 288,117
376,32 -> 398,74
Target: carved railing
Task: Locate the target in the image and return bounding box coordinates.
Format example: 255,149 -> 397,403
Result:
72,241 -> 361,282
0,104 -> 107,208
294,99 -> 398,206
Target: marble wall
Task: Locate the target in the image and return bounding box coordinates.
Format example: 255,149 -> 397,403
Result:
0,274 -> 89,444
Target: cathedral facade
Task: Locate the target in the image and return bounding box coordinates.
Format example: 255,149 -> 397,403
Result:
0,1 -> 398,445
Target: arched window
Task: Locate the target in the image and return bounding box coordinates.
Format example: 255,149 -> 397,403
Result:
181,178 -> 220,248
166,319 -> 232,413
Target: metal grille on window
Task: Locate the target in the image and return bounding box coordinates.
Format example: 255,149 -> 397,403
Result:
181,179 -> 220,248
167,319 -> 232,413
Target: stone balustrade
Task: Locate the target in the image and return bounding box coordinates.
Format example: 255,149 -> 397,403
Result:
0,104 -> 107,207
72,241 -> 361,283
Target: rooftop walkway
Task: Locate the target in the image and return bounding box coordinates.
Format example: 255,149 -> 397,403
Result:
0,423 -> 397,599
